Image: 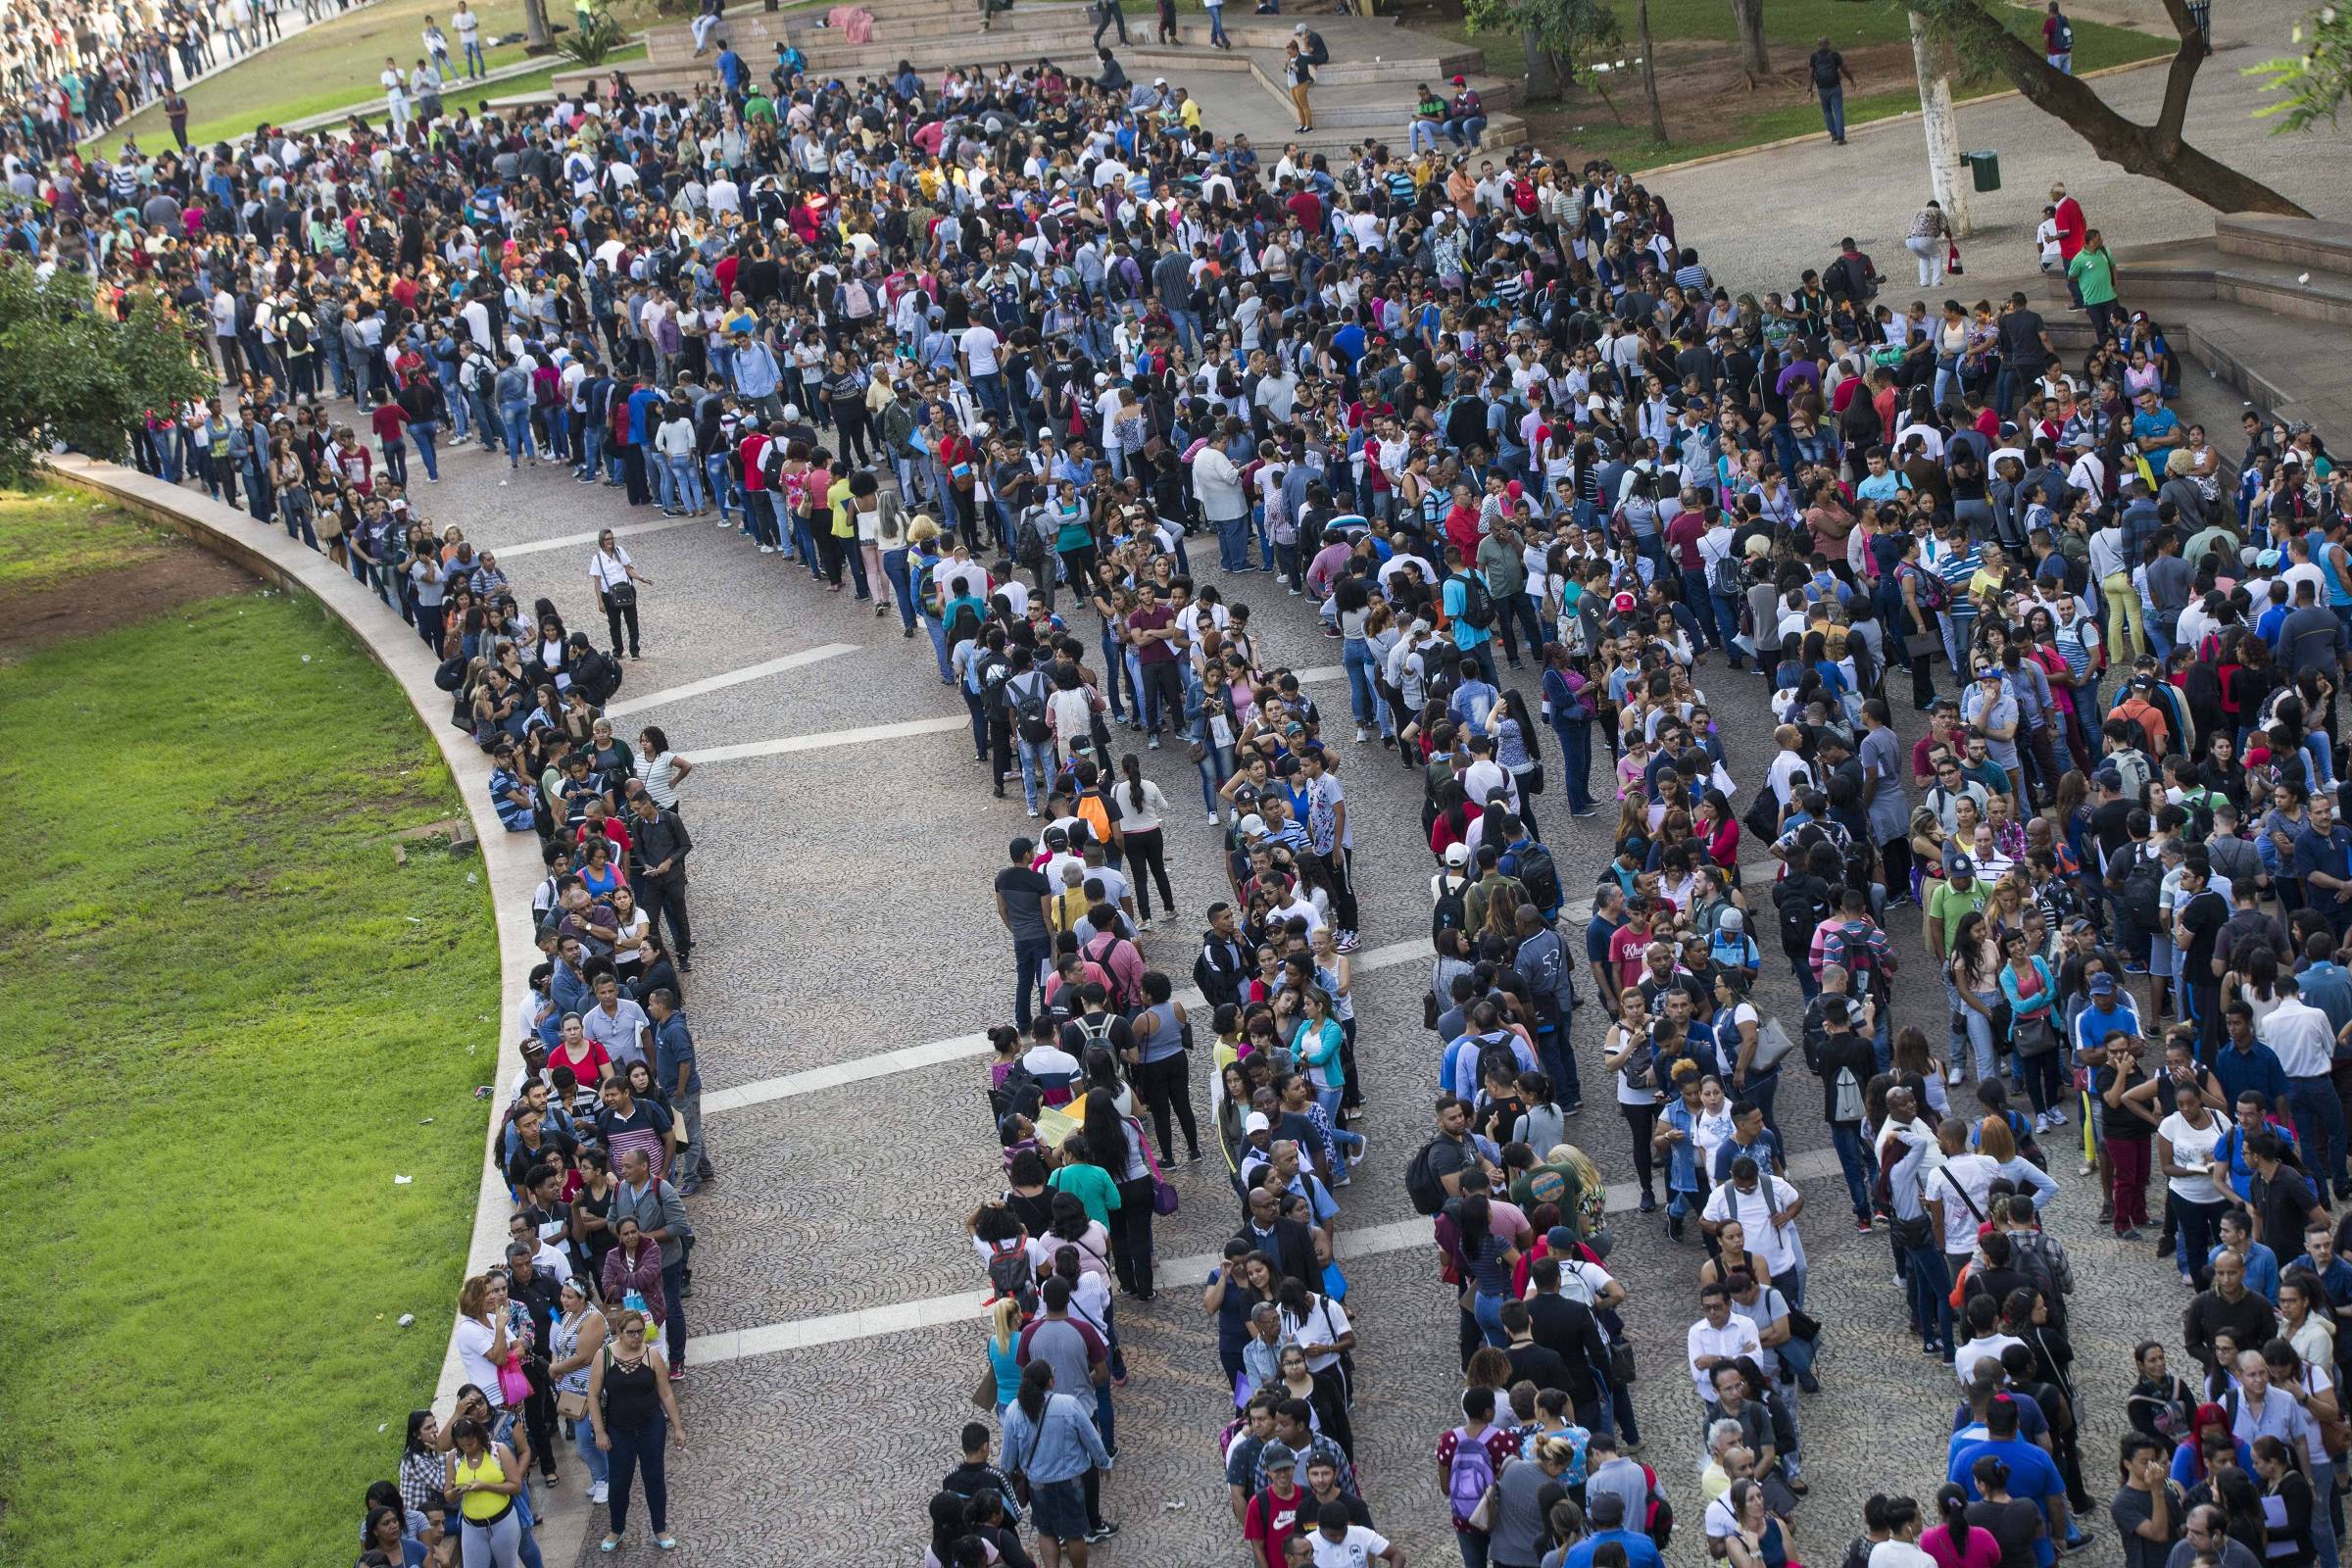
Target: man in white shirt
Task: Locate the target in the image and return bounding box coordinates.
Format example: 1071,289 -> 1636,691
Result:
1702,1158 -> 1809,1302
1688,1285 -> 1764,1404
2263,973 -> 2345,1188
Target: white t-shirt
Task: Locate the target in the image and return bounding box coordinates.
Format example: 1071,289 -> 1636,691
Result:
1309,1527 -> 1395,1568
1701,1176 -> 1805,1276
1929,1152 -> 2002,1255
1289,1295 -> 1353,1376
960,323 -> 1003,376
454,1315 -> 506,1404
2158,1110 -> 2226,1203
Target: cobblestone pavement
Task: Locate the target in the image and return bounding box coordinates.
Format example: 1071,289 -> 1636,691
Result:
381,367 -> 2235,1564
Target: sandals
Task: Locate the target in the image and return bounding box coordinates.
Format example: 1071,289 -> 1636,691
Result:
600,1537 -> 623,1553
657,1536 -> 681,1551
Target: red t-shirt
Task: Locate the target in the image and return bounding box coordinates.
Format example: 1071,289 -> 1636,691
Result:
1243,1483 -> 1307,1560
1129,604 -> 1178,665
1665,511 -> 1707,569
370,403 -> 409,445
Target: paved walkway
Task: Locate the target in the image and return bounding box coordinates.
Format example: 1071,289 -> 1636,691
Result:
1648,0 -> 2350,297
305,402 -> 2219,1566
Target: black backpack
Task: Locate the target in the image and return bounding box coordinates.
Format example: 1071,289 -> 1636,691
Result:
1433,873 -> 1471,943
985,1241 -> 1039,1317
1774,875 -> 1831,956
1458,573 -> 1496,631
1404,1137 -> 1449,1216
2053,14 -> 2074,49
1514,843 -> 1562,914
2119,843 -> 2166,929
991,1061 -> 1043,1122
1010,674 -> 1053,745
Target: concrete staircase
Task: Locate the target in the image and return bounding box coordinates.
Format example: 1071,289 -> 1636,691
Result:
538,0 -> 1526,161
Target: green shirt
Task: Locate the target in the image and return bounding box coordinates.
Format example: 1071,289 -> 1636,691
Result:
1048,1160 -> 1122,1227
744,91 -> 776,123
2067,247 -> 2117,306
1929,877 -> 1992,952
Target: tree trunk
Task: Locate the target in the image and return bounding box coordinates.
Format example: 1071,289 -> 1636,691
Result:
1638,0 -> 1666,143
1523,24 -> 1564,100
521,0 -> 555,51
1728,0 -> 1770,85
1900,0 -> 2308,216
1909,9 -> 1971,236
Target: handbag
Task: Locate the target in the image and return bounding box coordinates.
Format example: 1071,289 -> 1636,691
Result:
972,1365 -> 998,1411
605,579 -> 638,610
1135,1120 -> 1180,1215
1609,1339 -> 1639,1386
2015,1010 -> 2060,1057
557,1389 -> 590,1422
496,1353 -> 533,1408
1747,1015 -> 1796,1074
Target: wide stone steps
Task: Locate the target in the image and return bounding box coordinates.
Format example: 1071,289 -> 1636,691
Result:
2215,213 -> 2352,279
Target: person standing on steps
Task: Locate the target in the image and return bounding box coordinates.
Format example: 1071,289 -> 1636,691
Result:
1286,39 -> 1316,134
1202,0 -> 1231,48
1092,0 -> 1130,50
1809,35 -> 1855,143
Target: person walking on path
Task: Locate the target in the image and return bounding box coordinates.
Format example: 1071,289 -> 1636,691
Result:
1810,37 -> 1854,143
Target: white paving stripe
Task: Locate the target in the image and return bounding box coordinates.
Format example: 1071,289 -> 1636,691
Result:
486,513 -> 707,559
689,714 -> 968,763
603,643 -> 860,718
695,860 -> 1787,1115
687,1146 -> 1846,1365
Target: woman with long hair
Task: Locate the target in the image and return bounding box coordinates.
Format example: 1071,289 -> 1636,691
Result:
547,1276 -> 611,1503
585,1309 -> 685,1553
1947,910 -> 2002,1085
1116,753 -> 1174,923
1455,1193 -> 1522,1349
1540,640 -> 1599,818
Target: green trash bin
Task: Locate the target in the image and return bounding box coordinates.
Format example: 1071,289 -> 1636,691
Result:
1961,150 -> 2001,192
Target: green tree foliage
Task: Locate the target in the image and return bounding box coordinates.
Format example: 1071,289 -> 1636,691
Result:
1463,0 -> 1626,96
0,262 -> 214,481
2247,5 -> 2352,132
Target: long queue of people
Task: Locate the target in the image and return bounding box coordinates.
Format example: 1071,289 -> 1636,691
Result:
2,0 -> 315,153
24,13 -> 2352,1565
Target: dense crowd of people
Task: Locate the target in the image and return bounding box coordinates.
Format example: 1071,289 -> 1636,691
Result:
20,6 -> 2352,1563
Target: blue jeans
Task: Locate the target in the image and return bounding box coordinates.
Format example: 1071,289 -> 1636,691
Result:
410,420 -> 440,481
1446,114 -> 1488,147
1342,637 -> 1378,725
1829,1121 -> 1875,1219
1217,512 -> 1252,570
1017,736 -> 1055,812
882,548 -> 916,629
705,453 -> 735,519
661,454 -> 703,512
1013,935 -> 1053,1030
572,1398 -> 612,1488
607,1412 -> 669,1537
463,37 -> 486,75
1901,1240 -> 1957,1353
2291,1075 -> 2350,1188
924,614 -> 953,681
499,402 -> 533,465
1550,717 -> 1593,813
1819,84 -> 1845,138
1410,119 -> 1444,154
1711,591 -> 1745,660
1207,3 -> 1228,39
1197,742 -> 1235,816
1472,1289 -> 1508,1348
578,419 -> 602,476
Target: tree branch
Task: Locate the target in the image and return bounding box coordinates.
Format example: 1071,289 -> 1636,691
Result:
1899,0 -> 2310,216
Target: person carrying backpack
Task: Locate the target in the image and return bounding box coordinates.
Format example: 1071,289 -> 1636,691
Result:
1773,865 -> 1835,1002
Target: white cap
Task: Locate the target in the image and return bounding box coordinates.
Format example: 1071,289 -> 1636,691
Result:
1239,813 -> 1267,838
1245,1111 -> 1271,1133
1444,843 -> 1469,866
781,403 -> 801,420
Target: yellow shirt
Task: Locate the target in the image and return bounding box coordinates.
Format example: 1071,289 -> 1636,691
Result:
455,1447 -> 509,1522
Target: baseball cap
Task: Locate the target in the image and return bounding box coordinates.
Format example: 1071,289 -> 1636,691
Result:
2065,915 -> 2095,935
1719,908 -> 1744,932
1450,74 -> 1467,84
1239,813 -> 1267,838
1445,842 -> 1470,866
1611,591 -> 1639,614
1261,1442 -> 1297,1470
2089,972 -> 2118,996
1245,1111 -> 1271,1134
1946,853 -> 1976,877
2092,765 -> 2124,790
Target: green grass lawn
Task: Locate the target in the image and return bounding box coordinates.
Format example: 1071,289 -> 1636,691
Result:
85,0 -> 666,148
0,485 -> 172,592
0,491 -> 500,1568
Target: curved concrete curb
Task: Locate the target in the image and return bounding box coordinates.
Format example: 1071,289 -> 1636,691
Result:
41,455 -> 590,1559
